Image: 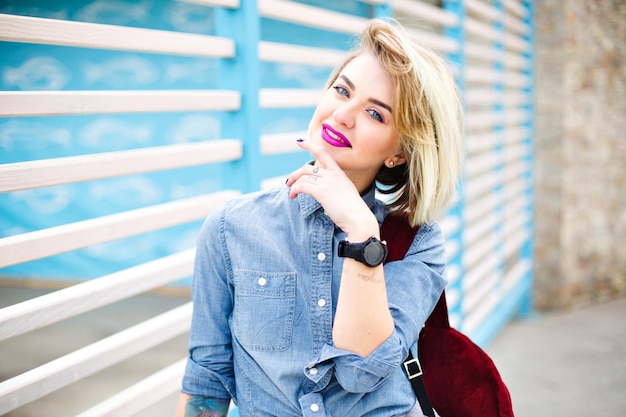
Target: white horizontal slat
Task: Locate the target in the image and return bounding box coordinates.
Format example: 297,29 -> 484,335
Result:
464,170 -> 500,200
463,232 -> 499,270
393,0 -> 459,27
504,0 -> 529,19
178,0 -> 240,8
260,130 -> 309,155
0,303 -> 192,415
406,27 -> 460,53
466,88 -> 502,106
503,177 -> 531,202
466,131 -> 499,154
503,258 -> 532,292
0,191 -> 239,268
463,273 -> 499,316
446,263 -> 462,286
259,41 -> 346,67
463,210 -> 499,247
503,50 -> 533,70
0,249 -> 195,341
504,125 -> 531,145
504,13 -> 531,36
504,91 -> 532,106
465,41 -> 500,62
259,88 -> 321,108
463,250 -> 500,292
504,226 -> 530,259
466,66 -> 502,84
467,110 -> 500,131
0,90 -> 241,117
439,215 -> 462,238
504,142 -> 530,163
445,240 -> 461,263
0,14 -> 234,58
504,209 -> 531,239
74,359 -> 187,417
505,108 -> 532,126
0,140 -> 242,194
258,0 -> 369,34
465,16 -> 500,41
465,150 -> 500,177
261,174 -> 291,190
466,0 -> 500,21
464,192 -> 499,225
503,71 -> 532,88
461,292 -> 498,335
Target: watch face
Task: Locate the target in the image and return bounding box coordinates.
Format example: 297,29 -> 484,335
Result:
364,240 -> 387,265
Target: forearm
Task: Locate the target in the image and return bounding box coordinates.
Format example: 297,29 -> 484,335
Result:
332,258 -> 394,357
176,394 -> 230,417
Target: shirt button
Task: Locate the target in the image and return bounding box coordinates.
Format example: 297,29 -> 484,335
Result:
317,299 -> 326,307
257,278 -> 267,286
309,367 -> 318,375
310,404 -> 320,412
317,252 -> 326,261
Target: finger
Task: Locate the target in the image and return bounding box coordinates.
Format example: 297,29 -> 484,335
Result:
285,163 -> 319,186
296,139 -> 340,171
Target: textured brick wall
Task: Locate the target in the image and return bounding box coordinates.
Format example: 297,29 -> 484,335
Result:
534,0 -> 626,309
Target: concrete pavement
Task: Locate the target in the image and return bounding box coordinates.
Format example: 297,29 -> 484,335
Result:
487,296 -> 626,416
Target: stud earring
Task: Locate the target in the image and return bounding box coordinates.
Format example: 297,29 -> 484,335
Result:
388,161 -> 395,167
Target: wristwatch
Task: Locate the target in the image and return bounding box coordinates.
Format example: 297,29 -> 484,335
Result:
338,236 -> 388,267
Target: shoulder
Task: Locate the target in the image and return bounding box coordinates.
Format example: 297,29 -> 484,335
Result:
201,186 -> 291,230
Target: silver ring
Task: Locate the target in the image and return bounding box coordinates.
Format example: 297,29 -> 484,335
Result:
313,167 -> 319,174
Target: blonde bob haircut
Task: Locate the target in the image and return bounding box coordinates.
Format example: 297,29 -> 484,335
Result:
324,19 -> 464,227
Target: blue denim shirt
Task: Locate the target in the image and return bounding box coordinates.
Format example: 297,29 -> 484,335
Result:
182,184 -> 447,417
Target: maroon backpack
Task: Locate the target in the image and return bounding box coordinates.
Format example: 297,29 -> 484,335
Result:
381,212 -> 514,417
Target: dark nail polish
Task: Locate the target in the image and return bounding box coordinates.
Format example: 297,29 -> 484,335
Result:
296,138 -> 305,142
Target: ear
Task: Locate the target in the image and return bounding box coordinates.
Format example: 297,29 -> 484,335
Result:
384,154 -> 407,168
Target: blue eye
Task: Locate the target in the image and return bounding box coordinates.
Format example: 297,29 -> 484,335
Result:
333,85 -> 349,97
368,109 -> 384,123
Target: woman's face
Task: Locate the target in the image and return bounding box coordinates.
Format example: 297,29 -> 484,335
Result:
308,52 -> 404,192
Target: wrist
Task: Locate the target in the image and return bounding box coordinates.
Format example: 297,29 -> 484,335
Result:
344,215 -> 379,242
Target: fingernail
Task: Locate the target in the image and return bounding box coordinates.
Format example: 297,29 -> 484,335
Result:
285,177 -> 289,184
296,138 -> 305,142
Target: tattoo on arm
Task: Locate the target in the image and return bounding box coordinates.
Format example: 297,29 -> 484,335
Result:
357,271 -> 382,283
185,395 -> 230,417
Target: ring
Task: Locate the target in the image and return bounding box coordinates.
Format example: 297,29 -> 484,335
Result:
313,167 -> 319,174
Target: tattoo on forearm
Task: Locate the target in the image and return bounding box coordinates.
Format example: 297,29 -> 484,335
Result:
357,271 -> 381,283
185,395 -> 230,417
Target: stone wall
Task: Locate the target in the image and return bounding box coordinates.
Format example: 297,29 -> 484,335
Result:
534,0 -> 626,309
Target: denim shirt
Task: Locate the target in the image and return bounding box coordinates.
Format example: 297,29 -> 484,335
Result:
182,185 -> 447,417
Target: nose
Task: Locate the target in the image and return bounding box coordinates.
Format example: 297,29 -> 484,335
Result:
332,101 -> 356,128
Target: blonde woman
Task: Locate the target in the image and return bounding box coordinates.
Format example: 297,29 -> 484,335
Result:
177,18 -> 463,417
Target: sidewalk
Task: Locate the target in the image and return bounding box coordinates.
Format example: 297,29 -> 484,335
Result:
487,296 -> 626,417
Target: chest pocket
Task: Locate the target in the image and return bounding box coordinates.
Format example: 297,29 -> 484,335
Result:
233,269 -> 296,351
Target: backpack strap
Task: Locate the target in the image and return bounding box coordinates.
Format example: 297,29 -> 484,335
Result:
381,212 -> 436,417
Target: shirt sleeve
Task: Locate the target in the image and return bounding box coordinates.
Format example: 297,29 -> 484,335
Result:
181,205 -> 237,400
309,222 -> 448,394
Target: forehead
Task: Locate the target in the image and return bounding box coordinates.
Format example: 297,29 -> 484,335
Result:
339,53 -> 394,103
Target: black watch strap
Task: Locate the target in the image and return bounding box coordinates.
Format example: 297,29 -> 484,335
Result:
338,236 -> 388,267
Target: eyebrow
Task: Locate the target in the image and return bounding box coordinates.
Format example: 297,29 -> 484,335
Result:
339,75 -> 393,114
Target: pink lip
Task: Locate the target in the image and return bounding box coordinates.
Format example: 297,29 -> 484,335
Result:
321,123 -> 352,148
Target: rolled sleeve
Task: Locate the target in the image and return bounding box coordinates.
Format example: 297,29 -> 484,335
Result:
310,332 -> 404,393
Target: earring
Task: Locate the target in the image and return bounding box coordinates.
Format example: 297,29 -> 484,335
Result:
388,161 -> 395,168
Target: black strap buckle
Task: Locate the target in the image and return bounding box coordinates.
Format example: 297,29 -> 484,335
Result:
403,357 -> 423,379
